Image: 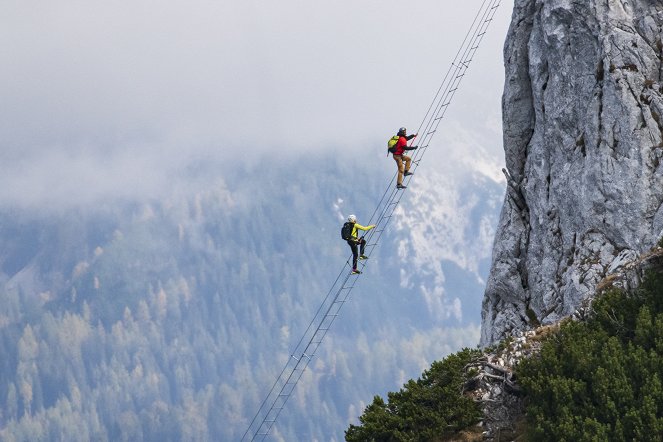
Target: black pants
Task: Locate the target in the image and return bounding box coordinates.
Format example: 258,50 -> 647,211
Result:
347,237 -> 366,270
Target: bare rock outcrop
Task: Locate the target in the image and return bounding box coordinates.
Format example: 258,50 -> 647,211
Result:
470,247 -> 663,439
481,0 -> 663,345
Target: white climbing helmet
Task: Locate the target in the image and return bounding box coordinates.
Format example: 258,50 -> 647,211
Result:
348,214 -> 356,223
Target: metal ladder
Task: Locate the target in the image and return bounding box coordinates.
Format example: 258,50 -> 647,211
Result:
242,0 -> 502,439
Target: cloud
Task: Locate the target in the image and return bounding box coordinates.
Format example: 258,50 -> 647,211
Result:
0,0 -> 514,209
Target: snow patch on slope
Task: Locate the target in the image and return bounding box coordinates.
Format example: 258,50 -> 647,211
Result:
393,169 -> 503,322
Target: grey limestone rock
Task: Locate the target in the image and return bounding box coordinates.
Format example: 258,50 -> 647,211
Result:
481,0 -> 663,345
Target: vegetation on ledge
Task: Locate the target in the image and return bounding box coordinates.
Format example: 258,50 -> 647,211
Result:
345,348 -> 483,442
347,266 -> 663,441
517,270 -> 663,441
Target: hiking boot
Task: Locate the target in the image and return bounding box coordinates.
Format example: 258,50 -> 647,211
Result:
404,171 -> 413,177
359,255 -> 369,260
351,269 -> 362,274
396,184 -> 407,189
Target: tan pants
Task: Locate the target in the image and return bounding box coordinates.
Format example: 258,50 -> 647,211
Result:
393,154 -> 411,185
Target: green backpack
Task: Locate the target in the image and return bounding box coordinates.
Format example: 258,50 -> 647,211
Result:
387,135 -> 399,155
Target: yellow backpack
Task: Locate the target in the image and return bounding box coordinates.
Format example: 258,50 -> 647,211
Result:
387,135 -> 399,155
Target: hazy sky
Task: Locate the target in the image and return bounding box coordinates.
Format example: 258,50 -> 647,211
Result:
1,0 -> 514,208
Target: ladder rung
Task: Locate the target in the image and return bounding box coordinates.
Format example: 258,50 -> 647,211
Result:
243,2 -> 503,438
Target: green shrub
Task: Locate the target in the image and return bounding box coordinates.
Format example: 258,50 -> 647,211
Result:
517,270 -> 663,441
345,348 -> 482,442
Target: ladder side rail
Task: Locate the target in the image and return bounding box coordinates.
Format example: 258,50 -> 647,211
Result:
243,0 -> 504,438
411,0 -> 493,139
292,276 -> 356,359
255,275 -> 361,429
242,346 -> 305,440
364,196 -> 400,248
253,354 -> 316,440
413,0 -> 494,141
288,269 -> 349,353
242,270 -> 353,441
245,276 -> 355,441
365,169 -> 399,227
363,191 -> 400,249
415,0 -> 498,145
408,0 -> 500,170
244,354 -> 310,440
370,197 -> 399,235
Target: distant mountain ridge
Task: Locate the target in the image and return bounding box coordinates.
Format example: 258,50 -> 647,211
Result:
0,152 -> 502,440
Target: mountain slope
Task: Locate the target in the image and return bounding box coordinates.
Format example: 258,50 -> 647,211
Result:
0,152 -> 502,440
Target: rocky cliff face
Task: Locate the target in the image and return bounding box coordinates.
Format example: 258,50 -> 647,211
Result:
481,0 -> 663,345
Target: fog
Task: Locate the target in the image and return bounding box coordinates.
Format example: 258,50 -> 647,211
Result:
1,0 -> 514,208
